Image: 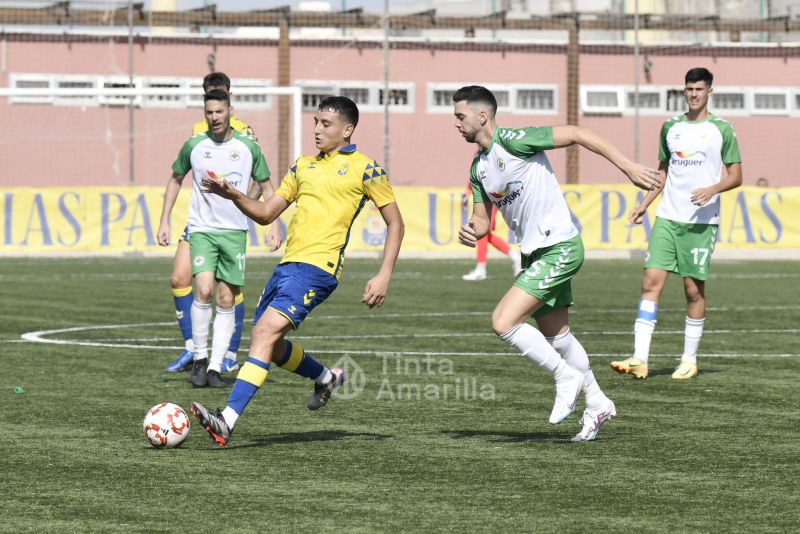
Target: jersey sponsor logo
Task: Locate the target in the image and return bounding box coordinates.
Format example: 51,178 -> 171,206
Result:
208,171 -> 244,187
489,180 -> 524,208
671,150 -> 707,167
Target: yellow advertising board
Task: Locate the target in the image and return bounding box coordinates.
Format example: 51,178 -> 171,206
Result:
0,186 -> 797,254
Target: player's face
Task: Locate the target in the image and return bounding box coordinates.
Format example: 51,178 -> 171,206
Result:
453,100 -> 482,143
684,81 -> 711,114
204,99 -> 231,137
313,110 -> 353,154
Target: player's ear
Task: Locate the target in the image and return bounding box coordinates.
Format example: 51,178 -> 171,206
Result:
343,122 -> 355,138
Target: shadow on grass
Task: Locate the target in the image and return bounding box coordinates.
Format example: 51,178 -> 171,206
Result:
230,430 -> 394,449
646,367 -> 720,379
445,429 -> 572,444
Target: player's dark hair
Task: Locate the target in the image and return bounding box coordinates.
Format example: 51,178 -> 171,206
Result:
318,96 -> 359,127
452,85 -> 498,116
204,89 -> 230,105
203,72 -> 232,93
685,67 -> 713,86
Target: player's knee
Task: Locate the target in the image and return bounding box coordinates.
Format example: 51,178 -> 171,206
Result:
170,272 -> 191,289
491,310 -> 514,337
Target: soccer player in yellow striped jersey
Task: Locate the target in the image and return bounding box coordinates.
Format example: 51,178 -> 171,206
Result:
190,96 -> 404,445
164,72 -> 282,375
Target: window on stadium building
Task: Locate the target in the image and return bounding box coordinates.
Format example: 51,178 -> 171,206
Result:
297,81 -> 414,113
751,89 -> 789,115
427,83 -> 556,115
581,86 -> 624,115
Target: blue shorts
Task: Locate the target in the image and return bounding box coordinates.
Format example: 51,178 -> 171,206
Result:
180,226 -> 190,243
253,262 -> 339,329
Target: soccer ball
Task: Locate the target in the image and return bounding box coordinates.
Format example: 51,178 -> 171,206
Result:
143,402 -> 190,449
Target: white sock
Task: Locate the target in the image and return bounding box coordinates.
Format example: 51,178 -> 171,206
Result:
208,306 -> 235,373
184,339 -> 195,352
682,316 -> 705,365
190,301 -> 212,361
225,350 -> 238,361
221,406 -> 239,429
633,299 -> 658,364
499,323 -> 561,372
316,367 -> 332,385
473,263 -> 487,275
546,330 -> 608,410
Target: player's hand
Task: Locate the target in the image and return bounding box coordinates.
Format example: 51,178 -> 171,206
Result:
626,163 -> 662,191
691,187 -> 715,206
458,222 -> 478,248
156,222 -> 170,246
266,221 -> 283,252
201,172 -> 236,199
628,206 -> 646,225
362,274 -> 390,308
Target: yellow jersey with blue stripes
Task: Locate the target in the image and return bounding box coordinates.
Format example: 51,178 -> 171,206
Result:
192,116 -> 257,141
275,144 -> 396,277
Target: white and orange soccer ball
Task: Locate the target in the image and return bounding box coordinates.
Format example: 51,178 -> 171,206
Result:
143,402 -> 190,449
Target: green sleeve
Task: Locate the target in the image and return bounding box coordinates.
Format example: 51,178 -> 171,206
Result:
469,157 -> 487,203
171,137 -> 197,176
495,126 -> 554,159
714,119 -> 742,164
240,134 -> 271,182
658,118 -> 680,162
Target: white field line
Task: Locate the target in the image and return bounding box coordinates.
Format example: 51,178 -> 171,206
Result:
10,321 -> 800,358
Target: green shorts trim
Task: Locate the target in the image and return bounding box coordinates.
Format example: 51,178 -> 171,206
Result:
189,230 -> 247,286
645,217 -> 717,280
514,234 -> 584,318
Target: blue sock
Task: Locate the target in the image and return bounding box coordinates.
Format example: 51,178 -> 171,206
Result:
172,286 -> 193,344
227,357 -> 270,415
273,340 -> 325,380
228,293 -> 245,354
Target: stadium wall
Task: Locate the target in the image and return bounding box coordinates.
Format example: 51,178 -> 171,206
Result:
0,34 -> 798,189
1,186 -> 796,256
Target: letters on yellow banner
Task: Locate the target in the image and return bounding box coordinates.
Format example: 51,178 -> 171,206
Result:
0,186 -> 796,253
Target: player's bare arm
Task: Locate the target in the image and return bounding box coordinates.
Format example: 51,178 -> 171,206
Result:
551,125 -> 662,191
362,202 -> 405,309
157,172 -> 186,246
202,174 -> 290,225
691,162 -> 743,206
630,161 -> 669,224
458,198 -> 492,248
247,178 -> 284,251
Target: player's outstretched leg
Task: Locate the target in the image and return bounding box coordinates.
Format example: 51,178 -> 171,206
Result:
546,328 -> 616,441
308,367 -> 348,410
498,322 -> 583,424
190,402 -> 232,446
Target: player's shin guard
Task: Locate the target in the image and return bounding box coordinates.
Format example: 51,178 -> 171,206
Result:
682,316 -> 705,365
273,340 -> 326,381
634,300 -> 658,364
228,293 -> 245,354
208,306 -> 236,373
190,301 -> 212,360
499,323 -> 561,372
222,357 -> 271,429
546,330 -> 606,408
172,286 -> 194,346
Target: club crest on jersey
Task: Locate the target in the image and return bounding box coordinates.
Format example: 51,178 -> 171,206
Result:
193,256 -> 205,266
229,150 -> 240,161
308,162 -> 316,169
496,158 -> 505,171
338,162 -> 349,175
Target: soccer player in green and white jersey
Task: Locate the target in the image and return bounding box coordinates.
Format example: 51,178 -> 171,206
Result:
611,67 -> 742,381
157,89 -> 276,388
454,85 -> 662,441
